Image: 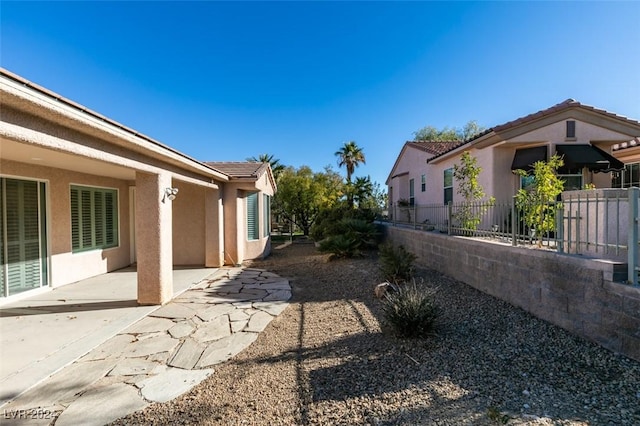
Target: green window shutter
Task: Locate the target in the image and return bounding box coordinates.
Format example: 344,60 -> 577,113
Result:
263,194 -> 270,238
70,186 -> 118,252
247,192 -> 259,240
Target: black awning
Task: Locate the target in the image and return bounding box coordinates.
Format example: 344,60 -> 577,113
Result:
511,146 -> 547,172
556,144 -> 624,173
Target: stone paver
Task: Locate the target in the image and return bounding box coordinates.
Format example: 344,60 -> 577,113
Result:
168,338 -> 205,369
191,315 -> 231,342
125,317 -> 175,334
150,303 -> 196,320
168,321 -> 194,339
2,267 -> 291,425
55,383 -> 148,426
139,366 -> 214,403
245,310 -> 275,333
197,332 -> 259,368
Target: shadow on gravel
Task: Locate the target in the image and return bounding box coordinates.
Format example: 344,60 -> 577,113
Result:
246,241 -> 640,425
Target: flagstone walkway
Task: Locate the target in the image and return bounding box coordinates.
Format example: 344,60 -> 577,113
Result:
2,267 -> 291,426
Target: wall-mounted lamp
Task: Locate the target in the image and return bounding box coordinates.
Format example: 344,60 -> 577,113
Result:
162,187 -> 179,203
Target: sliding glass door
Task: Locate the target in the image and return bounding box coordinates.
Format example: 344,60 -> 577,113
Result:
0,178 -> 48,297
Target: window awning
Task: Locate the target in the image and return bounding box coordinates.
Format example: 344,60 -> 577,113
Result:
555,144 -> 624,173
511,146 -> 547,172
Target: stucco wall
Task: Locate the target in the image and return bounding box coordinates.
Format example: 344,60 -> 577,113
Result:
509,119 -> 631,144
1,159 -> 131,288
383,225 -> 640,362
171,182 -> 206,265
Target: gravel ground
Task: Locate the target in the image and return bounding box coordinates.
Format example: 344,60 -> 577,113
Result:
112,239 -> 640,425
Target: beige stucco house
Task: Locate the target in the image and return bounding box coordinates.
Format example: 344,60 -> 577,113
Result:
387,99 -> 640,206
0,68 -> 275,305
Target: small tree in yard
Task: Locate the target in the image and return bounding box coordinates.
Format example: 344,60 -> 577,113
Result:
453,151 -> 495,232
515,155 -> 565,247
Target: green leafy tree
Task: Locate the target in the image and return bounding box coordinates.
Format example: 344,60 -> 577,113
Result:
413,120 -> 486,141
453,151 -> 495,231
514,155 -> 565,247
273,165 -> 344,235
246,153 -> 285,178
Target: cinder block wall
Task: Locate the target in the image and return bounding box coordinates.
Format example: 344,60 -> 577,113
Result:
383,225 -> 640,362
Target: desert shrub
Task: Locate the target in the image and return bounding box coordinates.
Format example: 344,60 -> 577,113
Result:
378,242 -> 416,283
310,205 -> 377,242
382,281 -> 438,338
318,234 -> 361,259
318,218 -> 379,258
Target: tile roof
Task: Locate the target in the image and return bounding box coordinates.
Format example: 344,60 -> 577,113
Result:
406,141 -> 466,156
205,161 -> 269,178
427,99 -> 640,162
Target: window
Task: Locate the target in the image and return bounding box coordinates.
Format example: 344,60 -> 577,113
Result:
409,179 -> 415,206
70,185 -> 118,252
558,174 -> 583,191
443,168 -> 453,205
566,120 -> 576,139
246,192 -> 259,240
421,174 -> 426,192
612,162 -> 640,188
263,194 -> 271,238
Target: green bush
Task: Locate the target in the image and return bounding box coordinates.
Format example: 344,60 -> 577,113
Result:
310,205 -> 377,242
382,281 -> 438,338
317,218 -> 379,258
318,234 -> 361,259
378,242 -> 416,283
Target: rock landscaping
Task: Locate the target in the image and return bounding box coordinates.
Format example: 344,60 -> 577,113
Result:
111,240 -> 640,425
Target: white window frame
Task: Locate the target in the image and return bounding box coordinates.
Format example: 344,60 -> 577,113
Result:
70,184 -> 119,253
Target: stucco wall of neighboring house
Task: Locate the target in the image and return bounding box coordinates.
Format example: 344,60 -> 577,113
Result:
172,181 -> 206,265
424,157 -> 452,206
509,119 -> 633,144
387,146 -> 428,205
0,158 -> 131,288
493,145 -> 521,202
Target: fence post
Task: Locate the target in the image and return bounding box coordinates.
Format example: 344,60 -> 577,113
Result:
556,201 -> 564,254
511,196 -> 517,246
628,187 -> 639,286
447,202 -> 452,235
413,203 -> 417,229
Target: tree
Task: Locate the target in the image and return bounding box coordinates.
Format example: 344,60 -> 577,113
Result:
452,151 -> 495,232
514,155 -> 565,247
334,141 -> 366,183
273,165 -> 344,235
246,153 -> 285,178
413,120 -> 486,142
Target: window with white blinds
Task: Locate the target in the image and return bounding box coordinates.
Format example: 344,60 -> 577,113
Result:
70,185 -> 118,252
247,192 -> 259,241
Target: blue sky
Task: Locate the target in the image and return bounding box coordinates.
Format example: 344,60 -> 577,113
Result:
2,1 -> 639,187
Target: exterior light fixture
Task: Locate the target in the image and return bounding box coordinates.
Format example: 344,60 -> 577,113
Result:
162,187 -> 179,203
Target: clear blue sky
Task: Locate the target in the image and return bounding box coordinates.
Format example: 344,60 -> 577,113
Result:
2,1 -> 639,187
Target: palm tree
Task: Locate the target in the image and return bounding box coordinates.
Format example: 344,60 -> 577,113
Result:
334,141 -> 366,183
352,176 -> 374,208
246,153 -> 284,178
